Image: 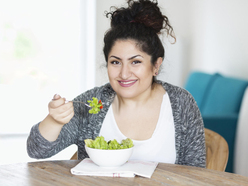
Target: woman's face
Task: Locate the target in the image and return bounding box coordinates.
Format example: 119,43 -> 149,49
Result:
107,39 -> 161,99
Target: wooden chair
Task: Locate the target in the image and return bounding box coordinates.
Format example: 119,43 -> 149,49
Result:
71,151 -> 78,160
71,128 -> 229,172
205,128 -> 229,171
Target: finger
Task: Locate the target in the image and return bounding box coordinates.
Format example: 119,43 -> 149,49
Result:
57,101 -> 73,113
53,94 -> 61,100
49,97 -> 66,108
60,106 -> 74,120
59,110 -> 75,124
63,110 -> 75,122
51,106 -> 74,124
49,101 -> 73,117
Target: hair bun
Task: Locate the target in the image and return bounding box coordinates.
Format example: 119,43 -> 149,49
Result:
108,8 -> 133,28
128,0 -> 164,33
106,0 -> 175,39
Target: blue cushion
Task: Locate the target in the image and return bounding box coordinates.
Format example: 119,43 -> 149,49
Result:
185,71 -> 248,173
185,71 -> 220,110
202,76 -> 248,115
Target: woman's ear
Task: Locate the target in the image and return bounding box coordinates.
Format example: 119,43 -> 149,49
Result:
153,57 -> 163,76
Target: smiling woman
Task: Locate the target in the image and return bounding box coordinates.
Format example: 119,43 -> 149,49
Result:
27,0 -> 206,169
107,39 -> 162,99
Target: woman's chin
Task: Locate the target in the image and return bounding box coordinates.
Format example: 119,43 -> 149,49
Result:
113,88 -> 138,99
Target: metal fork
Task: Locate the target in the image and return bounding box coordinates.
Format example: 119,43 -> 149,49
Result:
69,100 -> 91,108
52,99 -> 91,108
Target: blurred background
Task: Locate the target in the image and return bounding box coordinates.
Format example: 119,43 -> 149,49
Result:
0,0 -> 248,172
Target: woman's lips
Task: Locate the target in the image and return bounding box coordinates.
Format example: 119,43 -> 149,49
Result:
118,80 -> 137,87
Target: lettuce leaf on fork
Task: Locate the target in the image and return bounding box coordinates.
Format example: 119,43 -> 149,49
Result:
87,97 -> 103,114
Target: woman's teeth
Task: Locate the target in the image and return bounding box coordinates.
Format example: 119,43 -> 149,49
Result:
120,80 -> 136,84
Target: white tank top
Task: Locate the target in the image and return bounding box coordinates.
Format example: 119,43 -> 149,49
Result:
99,93 -> 176,163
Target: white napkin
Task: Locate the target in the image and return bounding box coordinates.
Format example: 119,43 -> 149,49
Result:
71,158 -> 158,178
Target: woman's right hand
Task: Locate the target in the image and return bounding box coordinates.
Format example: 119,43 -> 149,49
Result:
48,94 -> 74,125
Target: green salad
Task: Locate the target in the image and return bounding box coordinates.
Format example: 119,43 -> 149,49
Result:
85,136 -> 134,150
87,97 -> 103,114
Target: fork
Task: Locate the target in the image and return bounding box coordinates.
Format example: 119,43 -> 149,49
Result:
52,99 -> 91,108
69,100 -> 91,108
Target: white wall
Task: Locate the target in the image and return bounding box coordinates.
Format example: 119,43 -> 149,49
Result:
189,0 -> 248,80
95,0 -> 248,87
158,0 -> 191,86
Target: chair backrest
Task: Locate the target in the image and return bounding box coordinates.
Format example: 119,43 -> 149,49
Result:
71,151 -> 78,160
205,128 -> 229,171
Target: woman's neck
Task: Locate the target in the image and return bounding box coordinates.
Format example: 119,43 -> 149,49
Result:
113,83 -> 164,111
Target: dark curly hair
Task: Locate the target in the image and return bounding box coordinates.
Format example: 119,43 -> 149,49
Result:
103,0 -> 176,67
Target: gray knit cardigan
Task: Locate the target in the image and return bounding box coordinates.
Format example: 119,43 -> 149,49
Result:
27,80 -> 206,168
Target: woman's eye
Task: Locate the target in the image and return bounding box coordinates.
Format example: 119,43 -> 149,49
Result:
110,61 -> 120,65
132,61 -> 141,64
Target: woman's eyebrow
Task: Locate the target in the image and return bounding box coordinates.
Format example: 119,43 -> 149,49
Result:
128,55 -> 143,60
109,55 -> 121,60
109,54 -> 143,60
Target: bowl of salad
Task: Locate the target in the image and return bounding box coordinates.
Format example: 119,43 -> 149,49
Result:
84,136 -> 134,167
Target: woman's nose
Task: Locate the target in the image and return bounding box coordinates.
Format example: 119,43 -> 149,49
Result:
119,64 -> 132,79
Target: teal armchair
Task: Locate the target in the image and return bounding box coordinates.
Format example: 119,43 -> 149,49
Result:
185,71 -> 248,172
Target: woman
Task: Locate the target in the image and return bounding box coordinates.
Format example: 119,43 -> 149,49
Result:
27,0 -> 206,168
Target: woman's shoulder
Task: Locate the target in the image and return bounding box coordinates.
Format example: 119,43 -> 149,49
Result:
156,80 -> 198,111
156,80 -> 193,98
